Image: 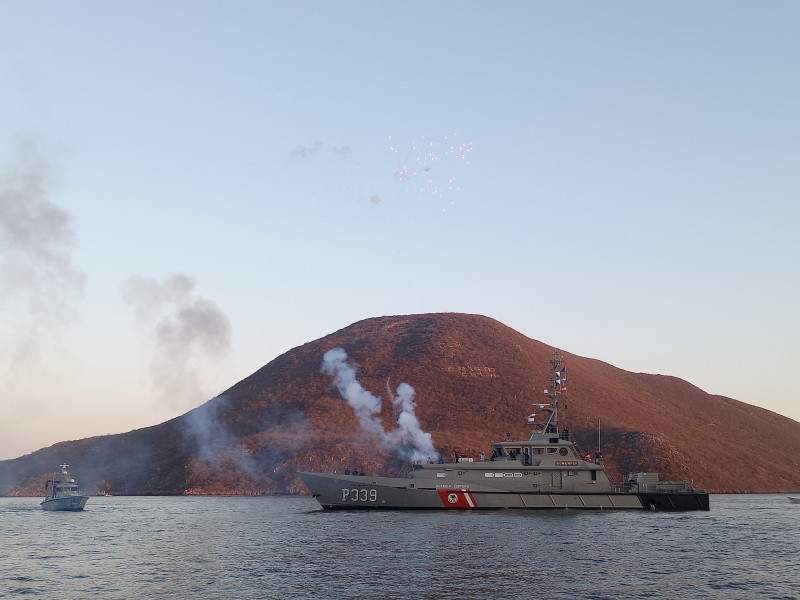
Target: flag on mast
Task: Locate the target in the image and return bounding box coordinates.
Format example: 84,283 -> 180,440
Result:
555,367 -> 567,391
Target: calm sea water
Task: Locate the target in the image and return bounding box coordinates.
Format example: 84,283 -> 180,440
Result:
1,494 -> 797,599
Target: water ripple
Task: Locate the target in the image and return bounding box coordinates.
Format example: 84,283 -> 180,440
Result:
1,495 -> 798,598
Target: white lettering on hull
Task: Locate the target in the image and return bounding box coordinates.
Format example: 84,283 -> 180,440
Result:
341,488 -> 378,503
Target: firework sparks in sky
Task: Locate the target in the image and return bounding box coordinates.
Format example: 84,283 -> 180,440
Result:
389,133 -> 474,210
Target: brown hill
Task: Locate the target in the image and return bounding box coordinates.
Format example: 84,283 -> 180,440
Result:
2,313 -> 799,495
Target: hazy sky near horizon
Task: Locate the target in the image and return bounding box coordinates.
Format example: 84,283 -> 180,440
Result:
2,2 -> 798,460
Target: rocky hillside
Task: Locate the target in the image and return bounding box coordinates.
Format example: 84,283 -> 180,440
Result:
2,313 -> 799,495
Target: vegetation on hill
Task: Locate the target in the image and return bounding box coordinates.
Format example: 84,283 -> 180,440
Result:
2,313 -> 799,495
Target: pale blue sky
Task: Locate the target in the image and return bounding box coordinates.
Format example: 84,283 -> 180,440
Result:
2,2 -> 798,459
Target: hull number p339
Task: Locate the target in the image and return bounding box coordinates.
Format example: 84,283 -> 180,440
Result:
342,488 -> 378,502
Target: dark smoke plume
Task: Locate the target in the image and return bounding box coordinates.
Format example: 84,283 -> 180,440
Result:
121,273 -> 232,407
0,139 -> 85,379
290,141 -> 323,158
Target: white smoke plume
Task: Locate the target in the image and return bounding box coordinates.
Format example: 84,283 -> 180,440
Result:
321,347 -> 439,463
183,395 -> 235,461
0,139 -> 85,378
121,273 -> 232,408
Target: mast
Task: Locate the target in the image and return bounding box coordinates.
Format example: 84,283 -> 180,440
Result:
527,350 -> 564,437
548,351 -> 561,434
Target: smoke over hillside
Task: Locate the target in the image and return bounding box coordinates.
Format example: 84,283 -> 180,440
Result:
322,347 -> 439,463
0,139 -> 85,381
121,273 -> 231,408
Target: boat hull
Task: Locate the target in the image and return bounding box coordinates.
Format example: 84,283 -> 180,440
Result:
41,495 -> 89,511
638,491 -> 710,511
300,472 -> 709,511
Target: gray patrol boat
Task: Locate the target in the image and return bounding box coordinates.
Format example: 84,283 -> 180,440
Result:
300,352 -> 710,511
41,464 -> 89,511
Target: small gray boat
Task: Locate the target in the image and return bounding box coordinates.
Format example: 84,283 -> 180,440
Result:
301,352 -> 710,511
789,497 -> 800,505
41,464 -> 89,511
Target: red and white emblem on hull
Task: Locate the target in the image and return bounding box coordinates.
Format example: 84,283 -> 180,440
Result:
437,488 -> 477,508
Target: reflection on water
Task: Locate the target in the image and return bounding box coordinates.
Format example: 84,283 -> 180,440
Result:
1,495 -> 798,599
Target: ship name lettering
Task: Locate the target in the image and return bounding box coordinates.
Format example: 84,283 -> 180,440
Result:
555,461 -> 579,466
341,488 -> 378,502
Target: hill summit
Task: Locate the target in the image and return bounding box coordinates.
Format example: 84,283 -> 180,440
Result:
2,313 -> 799,495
